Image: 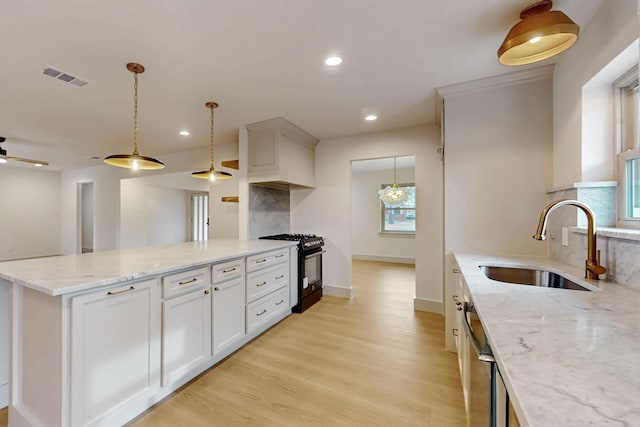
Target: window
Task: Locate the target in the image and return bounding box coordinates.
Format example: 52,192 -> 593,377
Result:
380,184 -> 415,233
615,67 -> 640,224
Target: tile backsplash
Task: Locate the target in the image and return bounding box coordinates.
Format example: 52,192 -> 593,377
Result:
547,183 -> 639,290
248,184 -> 290,239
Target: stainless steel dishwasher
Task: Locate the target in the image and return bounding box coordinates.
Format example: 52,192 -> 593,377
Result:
461,301 -> 497,426
462,301 -> 521,427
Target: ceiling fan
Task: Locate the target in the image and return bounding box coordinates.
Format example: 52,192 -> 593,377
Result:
0,137 -> 49,166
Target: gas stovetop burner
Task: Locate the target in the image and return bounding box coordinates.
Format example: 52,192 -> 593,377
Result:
259,233 -> 324,249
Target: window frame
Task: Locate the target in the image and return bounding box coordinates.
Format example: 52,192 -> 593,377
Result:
379,183 -> 416,235
614,66 -> 640,227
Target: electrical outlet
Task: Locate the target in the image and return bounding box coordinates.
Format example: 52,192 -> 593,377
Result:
561,227 -> 569,246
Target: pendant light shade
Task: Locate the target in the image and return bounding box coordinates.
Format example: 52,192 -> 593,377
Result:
192,102 -> 232,181
104,63 -> 165,170
378,157 -> 408,207
498,0 -> 579,66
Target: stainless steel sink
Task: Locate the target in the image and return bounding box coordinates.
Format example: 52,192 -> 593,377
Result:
478,265 -> 591,291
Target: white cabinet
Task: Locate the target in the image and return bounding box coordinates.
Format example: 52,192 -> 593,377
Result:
246,117 -> 319,189
246,285 -> 289,333
162,286 -> 212,386
0,279 -> 8,409
161,266 -> 209,299
70,279 -> 160,426
246,248 -> 288,272
245,248 -> 290,334
211,258 -> 246,357
246,263 -> 288,303
454,267 -> 471,421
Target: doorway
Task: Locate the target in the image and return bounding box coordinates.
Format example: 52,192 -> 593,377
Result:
350,156 -> 416,263
79,182 -> 94,254
350,155 -> 416,301
190,192 -> 209,241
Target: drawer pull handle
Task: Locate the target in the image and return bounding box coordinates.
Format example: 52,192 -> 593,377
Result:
214,286 -> 220,291
275,299 -> 285,305
222,267 -> 236,273
179,278 -> 198,285
204,290 -> 210,295
256,309 -> 267,316
275,274 -> 285,280
256,281 -> 267,287
107,286 -> 135,296
275,254 -> 285,258
256,259 -> 267,264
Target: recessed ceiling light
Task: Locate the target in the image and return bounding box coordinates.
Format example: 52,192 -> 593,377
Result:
34,163 -> 43,167
324,56 -> 343,66
365,115 -> 378,121
179,130 -> 190,136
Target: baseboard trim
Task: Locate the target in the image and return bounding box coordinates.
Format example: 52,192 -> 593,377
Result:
323,285 -> 353,299
414,298 -> 443,314
352,254 -> 415,265
0,382 -> 7,409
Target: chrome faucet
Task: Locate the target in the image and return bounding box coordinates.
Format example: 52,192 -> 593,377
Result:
533,199 -> 607,280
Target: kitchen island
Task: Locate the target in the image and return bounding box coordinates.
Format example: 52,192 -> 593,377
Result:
454,253 -> 640,427
0,239 -> 297,427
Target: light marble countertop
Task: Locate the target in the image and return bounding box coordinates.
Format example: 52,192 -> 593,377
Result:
0,239 -> 296,296
454,253 -> 640,427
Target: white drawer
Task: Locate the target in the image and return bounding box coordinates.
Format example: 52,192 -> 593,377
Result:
162,266 -> 209,299
246,264 -> 288,303
246,286 -> 289,334
212,258 -> 244,284
246,248 -> 288,272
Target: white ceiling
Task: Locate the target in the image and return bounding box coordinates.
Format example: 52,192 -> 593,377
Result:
1,0 -> 604,171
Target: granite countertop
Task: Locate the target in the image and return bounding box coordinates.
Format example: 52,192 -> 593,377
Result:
0,239 -> 296,296
454,253 -> 640,427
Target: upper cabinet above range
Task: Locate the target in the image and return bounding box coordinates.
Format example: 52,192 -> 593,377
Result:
246,117 -> 319,189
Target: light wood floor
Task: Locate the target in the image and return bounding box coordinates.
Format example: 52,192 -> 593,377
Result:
0,260 -> 465,427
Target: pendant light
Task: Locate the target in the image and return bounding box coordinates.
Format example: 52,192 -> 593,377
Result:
497,0 -> 579,66
378,157 -> 407,207
191,102 -> 232,181
104,63 -> 165,170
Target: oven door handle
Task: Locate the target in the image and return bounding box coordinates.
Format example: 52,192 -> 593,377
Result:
462,302 -> 495,363
304,250 -> 326,259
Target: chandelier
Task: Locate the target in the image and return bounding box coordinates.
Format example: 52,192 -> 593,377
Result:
378,157 -> 407,206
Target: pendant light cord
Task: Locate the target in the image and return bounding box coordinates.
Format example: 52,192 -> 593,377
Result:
210,106 -> 215,169
393,157 -> 398,186
133,71 -> 139,156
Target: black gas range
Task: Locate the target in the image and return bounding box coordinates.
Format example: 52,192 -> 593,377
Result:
259,234 -> 325,313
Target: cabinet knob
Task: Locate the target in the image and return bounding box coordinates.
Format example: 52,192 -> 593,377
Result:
452,268 -> 460,274
204,290 -> 210,295
214,286 -> 220,291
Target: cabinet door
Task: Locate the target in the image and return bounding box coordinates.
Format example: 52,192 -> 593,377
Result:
162,286 -> 212,386
70,279 -> 160,426
212,276 -> 245,356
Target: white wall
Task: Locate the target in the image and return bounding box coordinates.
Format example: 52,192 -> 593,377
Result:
291,124 -> 443,310
0,166 -> 61,261
208,158 -> 240,240
0,279 -> 8,408
351,165 -> 415,263
60,144 -> 237,253
440,74 -> 554,351
120,181 -> 190,249
553,0 -> 638,186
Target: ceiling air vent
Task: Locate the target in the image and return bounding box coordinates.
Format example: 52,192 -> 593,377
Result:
42,65 -> 89,87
